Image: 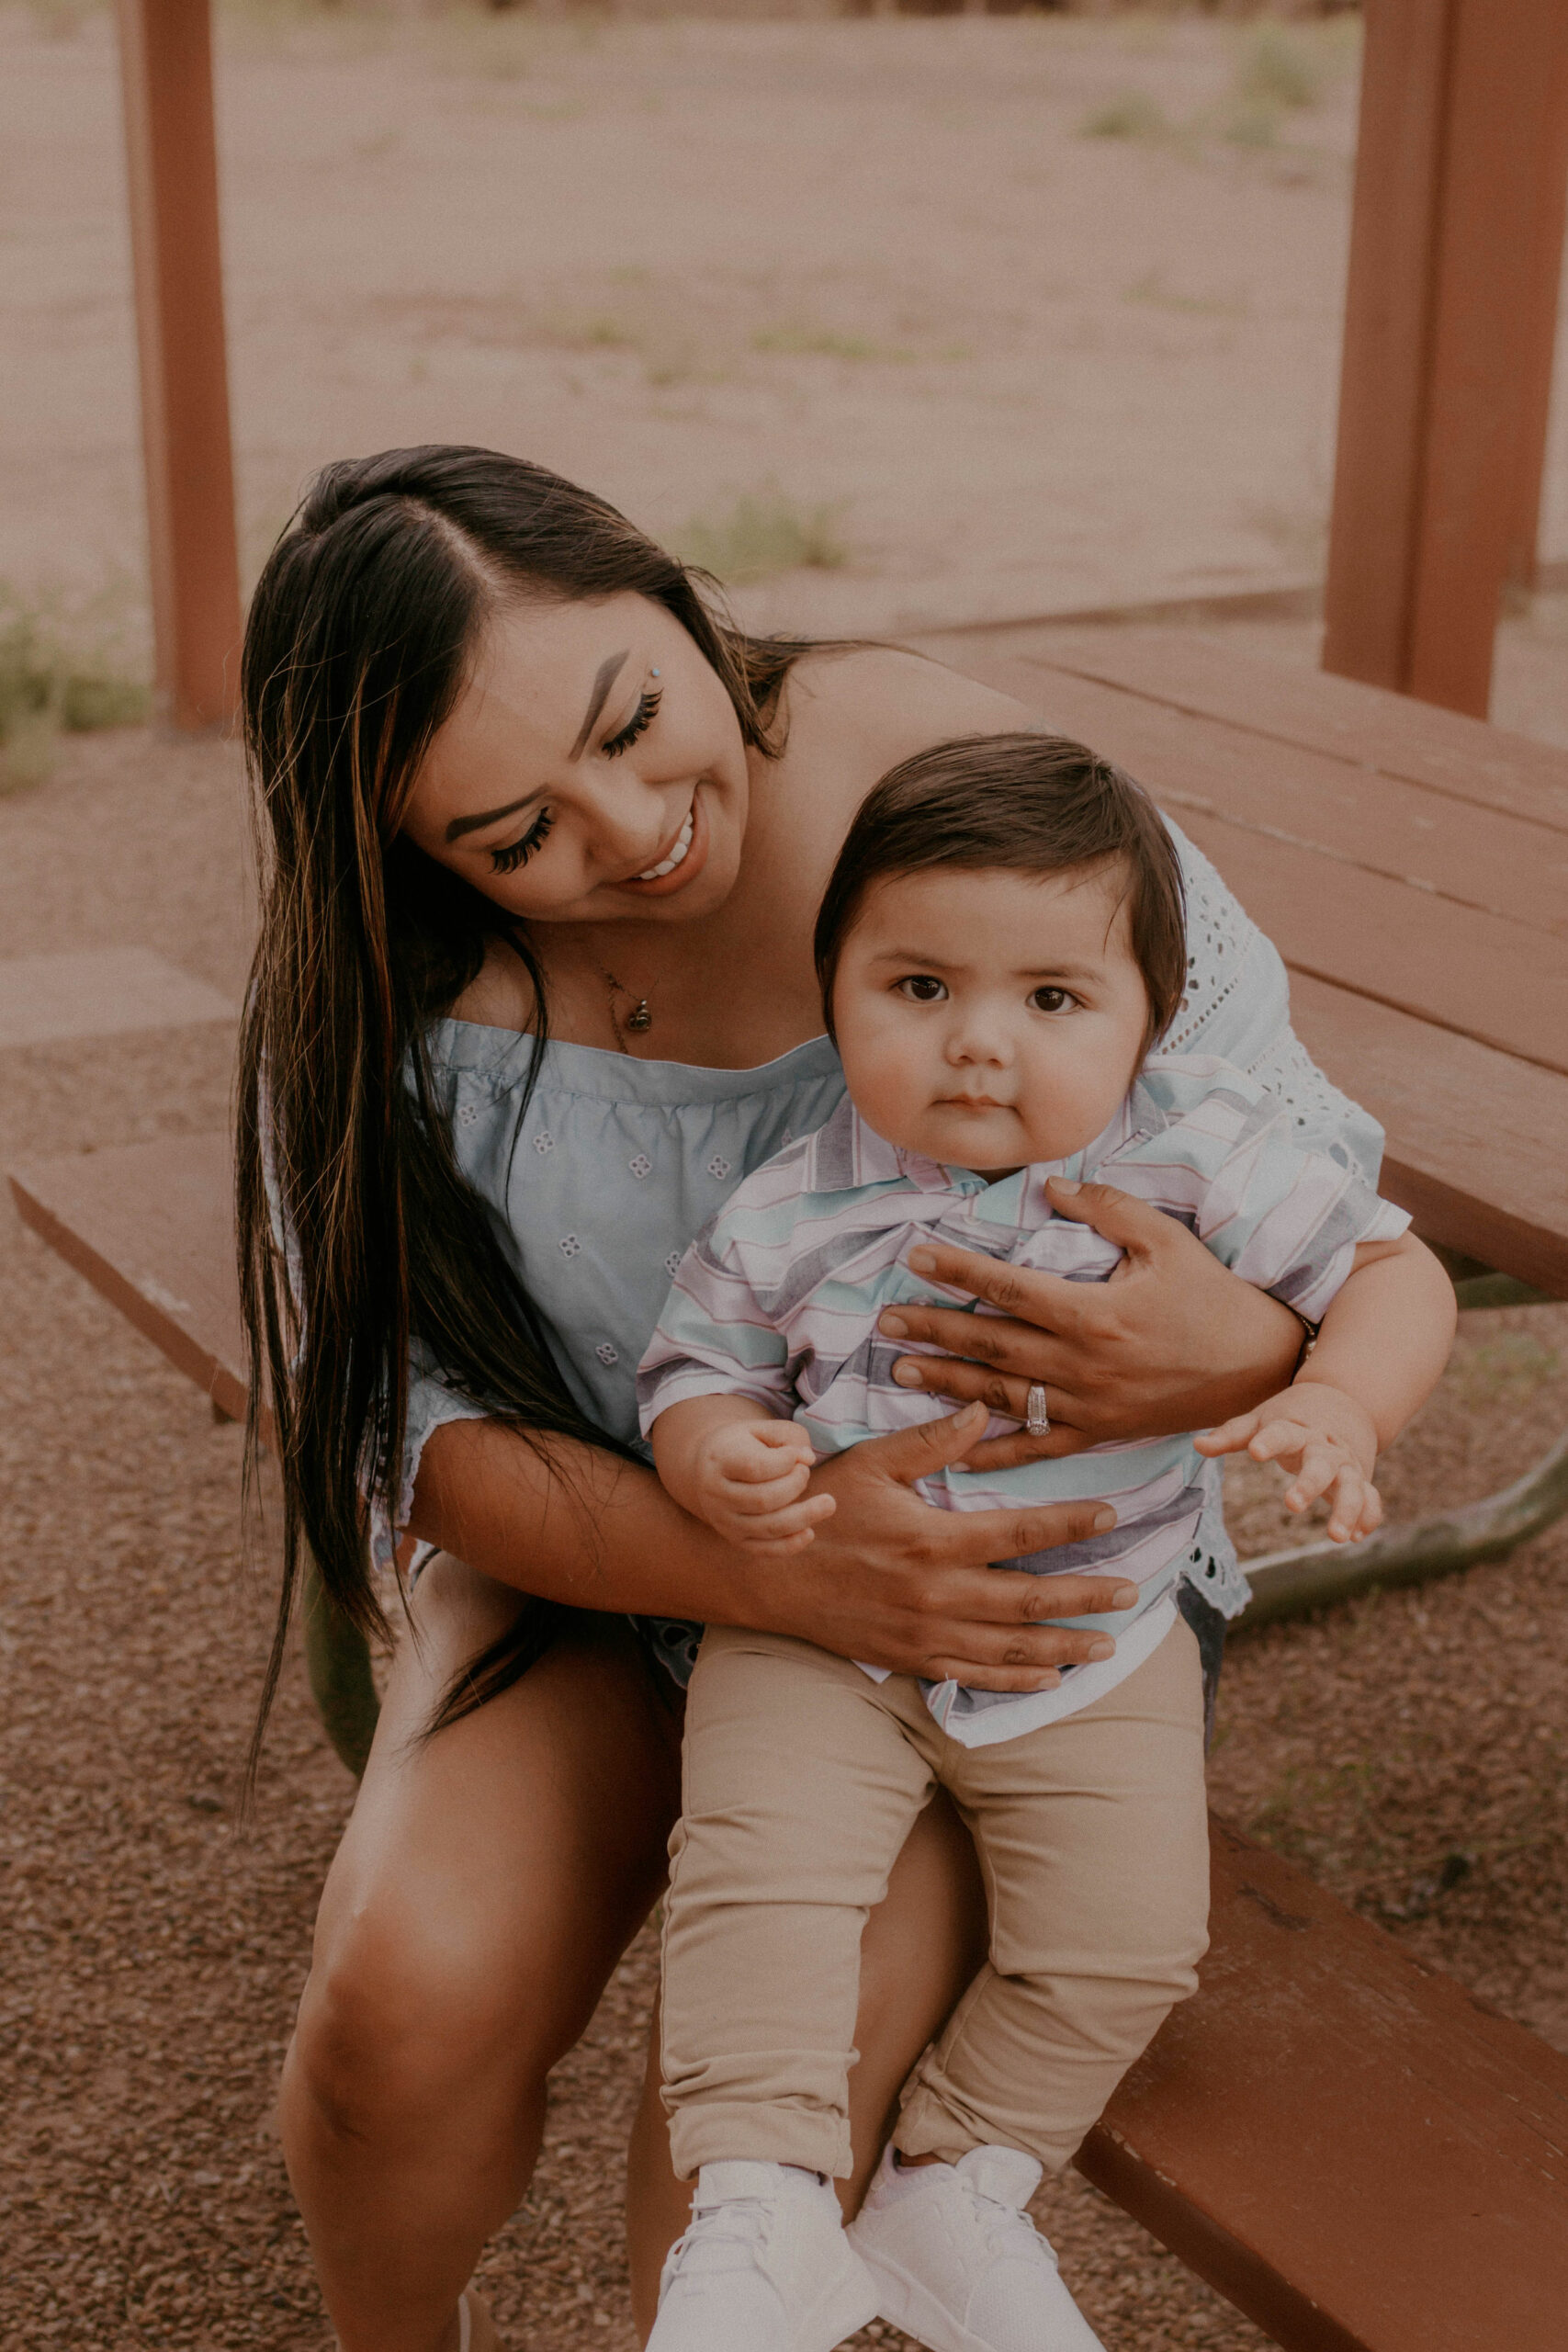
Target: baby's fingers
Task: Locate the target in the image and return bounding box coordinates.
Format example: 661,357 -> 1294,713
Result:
738,1492 -> 838,1548
1325,1470 -> 1382,1544
730,1425 -> 816,1482
725,1461 -> 814,1514
1281,1437 -> 1343,1511
1193,1410 -> 1262,1459
1246,1418 -> 1314,1471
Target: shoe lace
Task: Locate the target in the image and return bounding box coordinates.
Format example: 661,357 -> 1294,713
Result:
665,2195 -> 773,2283
960,2181 -> 1057,2272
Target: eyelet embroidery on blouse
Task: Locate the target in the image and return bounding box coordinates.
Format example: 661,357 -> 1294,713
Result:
559,1234 -> 582,1258
665,1250 -> 683,1278
1156,841 -> 1259,1057
534,1131 -> 556,1156
595,1342 -> 619,1366
706,1154 -> 732,1180
457,1102 -> 479,1127
628,1153 -> 652,1180
1242,1025 -> 1361,1138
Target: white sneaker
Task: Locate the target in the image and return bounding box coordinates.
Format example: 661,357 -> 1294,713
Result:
649,2160 -> 881,2352
847,2144 -> 1106,2352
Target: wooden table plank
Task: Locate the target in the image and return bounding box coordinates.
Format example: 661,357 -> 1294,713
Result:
1084,1815 -> 1568,2352
1006,667 -> 1566,939
9,1132 -> 249,1426
1172,806 -> 1568,1077
909,639 -> 1568,1073
1285,975 -> 1568,1296
994,622 -> 1568,837
916,635 -> 1568,937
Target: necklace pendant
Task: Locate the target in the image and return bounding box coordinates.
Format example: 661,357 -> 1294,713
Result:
626,1001 -> 653,1033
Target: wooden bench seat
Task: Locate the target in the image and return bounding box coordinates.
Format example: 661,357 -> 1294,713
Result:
11,1130 -> 1568,2352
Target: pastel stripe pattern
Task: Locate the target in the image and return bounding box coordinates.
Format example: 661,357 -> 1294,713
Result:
638,1054 -> 1407,1745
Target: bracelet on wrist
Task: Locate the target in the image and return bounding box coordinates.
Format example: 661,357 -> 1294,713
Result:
1287,1309 -> 1322,1380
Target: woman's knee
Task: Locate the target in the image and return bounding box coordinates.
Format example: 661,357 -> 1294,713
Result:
287,1894 -> 558,2145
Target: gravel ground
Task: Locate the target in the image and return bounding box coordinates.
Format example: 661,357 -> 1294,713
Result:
2,722 -> 1564,2352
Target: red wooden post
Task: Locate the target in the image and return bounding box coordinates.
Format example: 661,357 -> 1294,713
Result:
1323,0 -> 1568,718
115,0 -> 242,730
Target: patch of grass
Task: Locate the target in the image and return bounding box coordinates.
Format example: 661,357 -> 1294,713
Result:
751,324 -> 914,365
0,593 -> 150,795
674,493 -> 848,586
1221,102 -> 1280,151
1235,27 -> 1325,115
1078,90 -> 1168,143
1123,268 -> 1248,320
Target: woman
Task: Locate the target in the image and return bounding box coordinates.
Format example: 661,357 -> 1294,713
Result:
237,447 -> 1380,2352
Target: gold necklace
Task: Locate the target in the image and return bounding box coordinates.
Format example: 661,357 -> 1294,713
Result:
600,965 -> 653,1051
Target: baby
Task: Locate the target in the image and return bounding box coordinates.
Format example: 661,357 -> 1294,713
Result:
636,734 -> 1456,2352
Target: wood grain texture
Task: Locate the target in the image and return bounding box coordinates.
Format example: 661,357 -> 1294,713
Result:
1082,1815 -> 1568,2352
1286,975 -> 1568,1296
958,657 -> 1566,936
114,0 -> 241,725
908,639 -> 1568,1071
975,623 -> 1568,838
8,1132 -> 250,1427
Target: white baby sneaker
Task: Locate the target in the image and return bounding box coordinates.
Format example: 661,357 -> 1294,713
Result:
648,2159 -> 881,2352
847,2143 -> 1106,2352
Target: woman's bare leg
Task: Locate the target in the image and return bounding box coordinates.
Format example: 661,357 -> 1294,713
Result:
625,1788 -> 986,2339
280,1557 -> 682,2352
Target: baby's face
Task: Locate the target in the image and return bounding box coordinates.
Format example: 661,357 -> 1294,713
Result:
831,863 -> 1153,1175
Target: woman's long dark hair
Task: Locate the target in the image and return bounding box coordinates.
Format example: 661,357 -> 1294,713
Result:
236,446 -> 815,1762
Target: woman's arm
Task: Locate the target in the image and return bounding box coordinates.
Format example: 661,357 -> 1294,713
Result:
411,1401 -> 1137,1692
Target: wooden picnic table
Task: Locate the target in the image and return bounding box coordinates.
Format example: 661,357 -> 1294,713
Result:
9,626 -> 1568,2351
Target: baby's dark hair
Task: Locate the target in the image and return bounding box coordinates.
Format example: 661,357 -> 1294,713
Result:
813,732 -> 1187,1052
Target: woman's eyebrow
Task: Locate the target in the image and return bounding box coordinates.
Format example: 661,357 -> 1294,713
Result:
445,791 -> 541,844
570,648 -> 631,759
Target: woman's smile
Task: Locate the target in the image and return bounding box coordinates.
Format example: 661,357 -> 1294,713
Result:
619,786 -> 711,898
637,804 -> 695,881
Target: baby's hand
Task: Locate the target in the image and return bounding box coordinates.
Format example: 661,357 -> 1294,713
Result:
692,1419 -> 832,1553
1194,1381 -> 1383,1544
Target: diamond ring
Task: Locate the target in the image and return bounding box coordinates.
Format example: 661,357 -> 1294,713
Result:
1025,1384 -> 1050,1438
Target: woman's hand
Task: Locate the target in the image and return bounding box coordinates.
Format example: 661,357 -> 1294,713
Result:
732,1402 -> 1138,1693
874,1177 -> 1303,1470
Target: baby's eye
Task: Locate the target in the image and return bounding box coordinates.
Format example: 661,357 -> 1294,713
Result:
897,975 -> 947,1003
1029,986 -> 1074,1014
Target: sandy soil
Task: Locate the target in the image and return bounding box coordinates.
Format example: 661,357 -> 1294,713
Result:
4,2 -> 1565,663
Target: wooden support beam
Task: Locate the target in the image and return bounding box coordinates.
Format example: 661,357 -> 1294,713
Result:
1323,0 -> 1568,718
115,0 -> 242,729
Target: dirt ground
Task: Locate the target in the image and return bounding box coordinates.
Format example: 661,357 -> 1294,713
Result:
4,6 -> 1568,2350
4,2 -> 1565,663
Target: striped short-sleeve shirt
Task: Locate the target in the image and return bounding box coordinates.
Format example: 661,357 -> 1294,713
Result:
637,1055 -> 1408,1745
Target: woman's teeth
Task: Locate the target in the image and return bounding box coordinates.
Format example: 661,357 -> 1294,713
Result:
637,808 -> 694,881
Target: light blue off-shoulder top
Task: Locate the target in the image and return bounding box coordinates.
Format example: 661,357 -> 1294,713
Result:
392,825 -> 1385,1680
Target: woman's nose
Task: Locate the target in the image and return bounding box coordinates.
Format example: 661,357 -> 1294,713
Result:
589,779 -> 670,868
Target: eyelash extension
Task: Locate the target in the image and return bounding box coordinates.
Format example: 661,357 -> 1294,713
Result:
490,808 -> 555,874
602,686 -> 662,759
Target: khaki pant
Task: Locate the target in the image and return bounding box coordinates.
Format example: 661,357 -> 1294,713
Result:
660,1617 -> 1209,2180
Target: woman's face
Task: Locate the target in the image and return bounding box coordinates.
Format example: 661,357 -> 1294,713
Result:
400,591 -> 751,926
